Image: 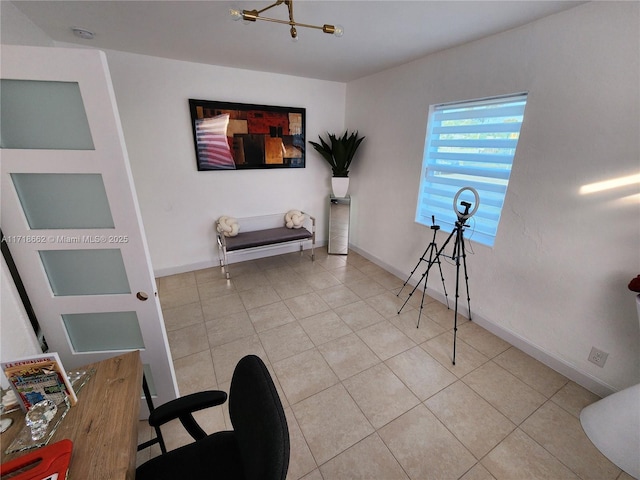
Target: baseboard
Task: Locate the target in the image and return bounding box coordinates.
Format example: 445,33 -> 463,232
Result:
463,309 -> 616,398
154,260 -> 217,278
348,244 -> 616,398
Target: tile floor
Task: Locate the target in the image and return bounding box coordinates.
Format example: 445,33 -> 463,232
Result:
136,248 -> 633,480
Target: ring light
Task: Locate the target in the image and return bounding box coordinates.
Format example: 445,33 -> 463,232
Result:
453,187 -> 480,219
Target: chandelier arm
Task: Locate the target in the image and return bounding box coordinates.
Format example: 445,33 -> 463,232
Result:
290,21 -> 328,32
246,15 -> 334,33
255,0 -> 285,16
286,0 -> 295,23
245,16 -> 292,26
243,15 -> 319,29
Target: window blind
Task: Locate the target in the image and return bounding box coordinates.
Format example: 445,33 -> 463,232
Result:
415,93 -> 528,246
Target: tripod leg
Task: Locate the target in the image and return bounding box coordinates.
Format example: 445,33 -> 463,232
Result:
401,226 -> 457,329
460,237 -> 472,322
397,243 -> 432,299
403,225 -> 456,319
397,246 -> 434,315
398,233 -> 441,315
435,254 -> 449,309
416,265 -> 430,329
417,236 -> 442,327
452,225 -> 464,366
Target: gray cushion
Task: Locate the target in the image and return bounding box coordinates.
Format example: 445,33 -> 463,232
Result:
224,227 -> 312,252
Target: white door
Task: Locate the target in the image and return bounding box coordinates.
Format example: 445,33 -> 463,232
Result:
0,45 -> 178,411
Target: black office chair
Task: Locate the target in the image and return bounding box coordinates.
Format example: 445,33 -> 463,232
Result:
136,355 -> 290,480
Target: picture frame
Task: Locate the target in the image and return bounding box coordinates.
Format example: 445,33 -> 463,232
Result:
189,99 -> 306,171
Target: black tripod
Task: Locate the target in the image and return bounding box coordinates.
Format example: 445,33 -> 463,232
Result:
442,202 -> 471,365
445,202 -> 473,365
397,216 -> 449,328
399,202 -> 473,365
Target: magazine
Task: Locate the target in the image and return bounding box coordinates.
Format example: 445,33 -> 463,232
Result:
1,353 -> 77,411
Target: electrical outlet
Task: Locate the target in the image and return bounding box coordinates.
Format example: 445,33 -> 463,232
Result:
588,347 -> 608,368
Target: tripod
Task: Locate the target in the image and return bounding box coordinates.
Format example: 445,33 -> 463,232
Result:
399,203 -> 473,365
397,216 -> 449,329
436,202 -> 471,365
446,203 -> 473,365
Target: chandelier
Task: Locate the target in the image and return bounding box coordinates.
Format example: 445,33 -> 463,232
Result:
230,0 -> 343,40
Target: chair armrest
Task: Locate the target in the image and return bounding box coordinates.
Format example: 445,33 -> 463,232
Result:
148,390 -> 228,428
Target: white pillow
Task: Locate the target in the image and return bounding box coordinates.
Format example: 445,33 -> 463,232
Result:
285,210 -> 305,229
217,216 -> 239,237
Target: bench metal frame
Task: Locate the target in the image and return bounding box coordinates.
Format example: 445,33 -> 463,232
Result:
215,213 -> 315,279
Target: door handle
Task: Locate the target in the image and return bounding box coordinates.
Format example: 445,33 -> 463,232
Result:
136,291 -> 149,301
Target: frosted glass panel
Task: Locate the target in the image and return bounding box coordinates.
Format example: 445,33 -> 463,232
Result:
0,79 -> 94,150
62,312 -> 144,352
40,249 -> 130,296
12,173 -> 115,229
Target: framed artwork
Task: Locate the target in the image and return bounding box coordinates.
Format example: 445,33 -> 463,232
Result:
189,99 -> 306,171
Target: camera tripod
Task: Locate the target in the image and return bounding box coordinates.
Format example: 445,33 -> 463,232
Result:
398,202 -> 474,365
446,203 -> 473,365
397,216 -> 449,328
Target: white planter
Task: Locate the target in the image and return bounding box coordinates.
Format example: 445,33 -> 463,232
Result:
331,177 -> 349,198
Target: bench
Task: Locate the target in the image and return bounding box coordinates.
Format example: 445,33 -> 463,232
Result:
215,212 -> 315,279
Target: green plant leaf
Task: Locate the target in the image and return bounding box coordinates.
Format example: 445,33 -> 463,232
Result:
309,130 -> 365,177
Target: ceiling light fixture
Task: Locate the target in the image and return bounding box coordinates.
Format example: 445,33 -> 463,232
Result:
230,1 -> 343,40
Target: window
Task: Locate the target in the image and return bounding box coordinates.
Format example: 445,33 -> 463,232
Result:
415,93 -> 528,246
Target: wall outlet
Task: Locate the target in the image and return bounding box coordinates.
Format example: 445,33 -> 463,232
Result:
588,347 -> 608,368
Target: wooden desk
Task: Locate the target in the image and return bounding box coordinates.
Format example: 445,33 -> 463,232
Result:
1,351 -> 143,480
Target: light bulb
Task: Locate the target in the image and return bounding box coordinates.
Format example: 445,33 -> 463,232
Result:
290,26 -> 298,41
333,25 -> 344,37
229,8 -> 243,21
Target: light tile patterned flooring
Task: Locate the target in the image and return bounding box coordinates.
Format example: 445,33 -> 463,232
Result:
137,248 -> 633,480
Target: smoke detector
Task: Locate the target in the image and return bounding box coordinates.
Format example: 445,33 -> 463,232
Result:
71,27 -> 95,40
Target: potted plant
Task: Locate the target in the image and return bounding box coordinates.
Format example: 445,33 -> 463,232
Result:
309,130 -> 365,197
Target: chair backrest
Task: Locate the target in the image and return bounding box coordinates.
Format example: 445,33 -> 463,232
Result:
229,355 -> 290,480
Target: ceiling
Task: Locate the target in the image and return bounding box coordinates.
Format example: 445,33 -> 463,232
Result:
10,1 -> 585,82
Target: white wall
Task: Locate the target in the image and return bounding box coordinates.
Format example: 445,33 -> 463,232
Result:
0,258 -> 41,389
345,2 -> 640,393
101,50 -> 346,276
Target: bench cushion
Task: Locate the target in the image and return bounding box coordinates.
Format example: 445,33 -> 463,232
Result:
224,227 -> 312,252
